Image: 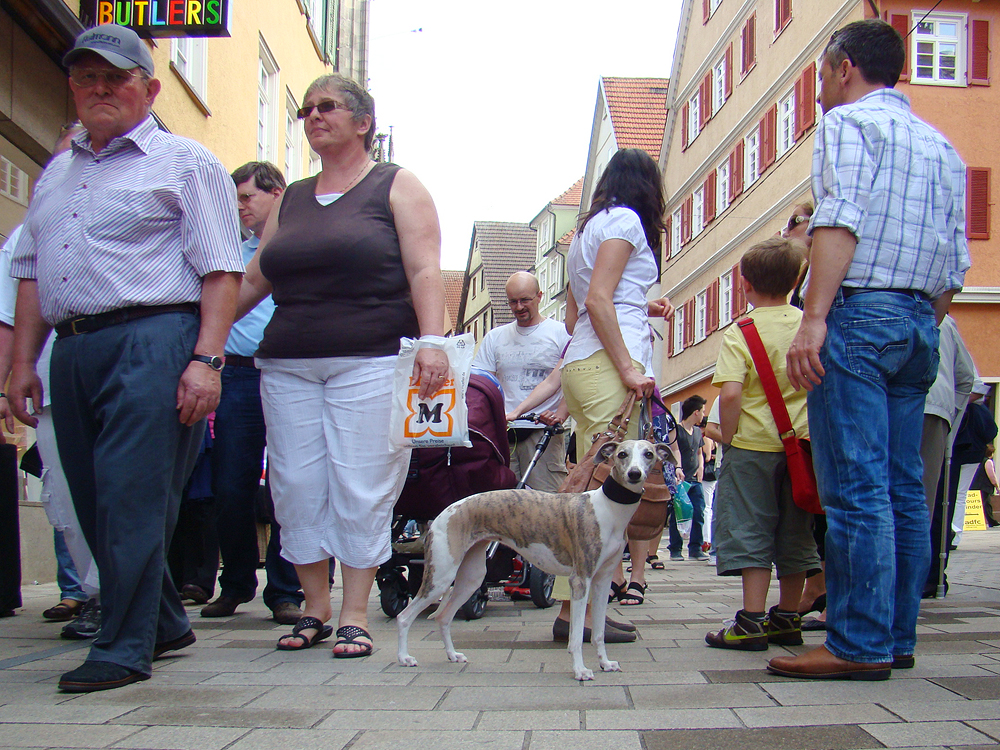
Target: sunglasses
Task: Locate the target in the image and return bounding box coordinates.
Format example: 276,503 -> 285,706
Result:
787,214 -> 809,231
296,99 -> 352,119
69,68 -> 143,89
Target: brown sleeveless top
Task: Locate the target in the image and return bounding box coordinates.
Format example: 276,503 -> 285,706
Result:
256,162 -> 419,359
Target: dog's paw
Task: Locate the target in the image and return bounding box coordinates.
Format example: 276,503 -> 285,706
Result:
447,651 -> 468,663
600,659 -> 622,673
398,654 -> 419,667
574,668 -> 595,681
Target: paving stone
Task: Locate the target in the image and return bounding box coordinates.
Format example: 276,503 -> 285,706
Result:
112,705 -> 329,728
861,720 -> 996,747
317,709 -> 477,731
585,707 -> 741,729
248,685 -> 447,711
68,684 -> 268,707
733,703 -> 901,728
476,710 -> 579,730
966,720 -> 1000,741
109,724 -> 249,749
641,725 -> 883,750
439,685 -> 628,711
225,728 -> 357,750
0,703 -> 133,724
880,700 -> 1000,722
348,729 -> 524,749
0,722 -> 139,748
629,682 -> 775,709
929,676 -> 1000,699
762,677 -> 966,706
530,729 -> 642,749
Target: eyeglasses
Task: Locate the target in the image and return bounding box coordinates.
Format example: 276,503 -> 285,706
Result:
69,68 -> 142,89
296,99 -> 352,119
237,190 -> 263,204
786,214 -> 809,232
507,297 -> 535,307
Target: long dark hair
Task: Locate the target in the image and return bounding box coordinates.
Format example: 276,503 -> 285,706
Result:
580,148 -> 666,253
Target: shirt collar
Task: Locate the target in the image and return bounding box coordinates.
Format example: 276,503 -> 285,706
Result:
855,87 -> 911,112
71,115 -> 159,156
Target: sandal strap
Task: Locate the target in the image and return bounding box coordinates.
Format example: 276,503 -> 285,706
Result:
335,625 -> 371,642
292,616 -> 325,634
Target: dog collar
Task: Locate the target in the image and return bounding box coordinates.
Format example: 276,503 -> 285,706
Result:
602,477 -> 643,505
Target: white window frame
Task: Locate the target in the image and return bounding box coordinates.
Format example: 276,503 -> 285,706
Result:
304,0 -> 325,42
537,214 -> 553,254
170,37 -> 208,103
671,207 -> 682,257
712,56 -> 727,112
913,11 -> 967,87
716,161 -> 730,215
285,89 -> 302,183
688,93 -> 700,143
709,0 -> 722,15
548,254 -> 562,299
744,128 -> 760,187
692,186 -> 705,238
720,271 -> 733,326
257,41 -> 280,163
538,264 -> 548,305
695,290 -> 708,343
308,149 -> 321,176
672,303 -> 685,354
0,156 -> 29,206
778,89 -> 795,156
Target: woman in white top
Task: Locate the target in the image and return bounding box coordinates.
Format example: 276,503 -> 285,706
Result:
556,148 -> 673,616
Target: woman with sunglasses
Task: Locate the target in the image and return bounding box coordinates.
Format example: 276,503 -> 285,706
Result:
238,74 -> 447,658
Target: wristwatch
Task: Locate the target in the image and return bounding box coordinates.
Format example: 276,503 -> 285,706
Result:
191,354 -> 224,371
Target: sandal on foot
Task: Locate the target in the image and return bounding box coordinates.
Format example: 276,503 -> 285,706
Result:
798,593 -> 826,616
276,616 -> 333,650
647,555 -> 665,571
333,625 -> 373,658
609,581 -> 626,603
619,582 -> 646,605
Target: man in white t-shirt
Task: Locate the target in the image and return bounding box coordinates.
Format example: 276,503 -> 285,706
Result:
472,272 -> 570,492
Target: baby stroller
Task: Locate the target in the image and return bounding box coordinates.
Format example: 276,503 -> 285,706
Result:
375,372 -> 560,619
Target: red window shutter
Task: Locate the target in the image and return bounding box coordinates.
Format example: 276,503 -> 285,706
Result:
703,0 -> 710,24
747,14 -> 756,70
889,14 -> 910,81
725,44 -> 733,97
683,299 -> 696,347
681,101 -> 689,149
741,19 -> 749,74
701,73 -> 713,124
970,20 -> 990,85
801,62 -> 816,132
794,77 -> 804,140
730,142 -> 744,200
682,196 -> 693,244
730,263 -> 742,319
666,316 -> 674,357
665,214 -> 673,256
778,0 -> 791,31
707,279 -> 720,334
967,167 -> 991,239
760,105 -> 777,172
704,172 -> 717,224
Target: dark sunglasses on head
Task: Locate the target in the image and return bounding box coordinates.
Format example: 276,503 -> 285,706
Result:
296,99 -> 351,119
787,214 -> 809,231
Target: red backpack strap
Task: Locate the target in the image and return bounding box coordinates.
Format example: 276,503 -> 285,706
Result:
737,317 -> 795,438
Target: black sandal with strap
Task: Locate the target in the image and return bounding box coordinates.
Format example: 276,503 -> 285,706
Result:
609,581 -> 627,603
619,582 -> 647,606
333,625 -> 374,659
648,555 -> 665,571
276,616 -> 333,651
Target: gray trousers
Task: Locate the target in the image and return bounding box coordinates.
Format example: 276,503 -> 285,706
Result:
921,414 -> 950,517
51,312 -> 204,674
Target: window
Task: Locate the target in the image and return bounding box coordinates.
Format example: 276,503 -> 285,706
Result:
741,13 -> 757,76
308,150 -> 321,176
688,93 -> 701,143
548,255 -> 562,298
672,303 -> 685,355
471,275 -> 477,297
778,90 -> 795,156
719,271 -> 733,327
285,90 -> 302,183
670,207 -> 682,257
775,0 -> 791,34
0,156 -> 28,206
170,37 -> 207,103
538,265 -> 548,304
794,62 -> 817,139
692,187 -> 705,238
744,129 -> 760,187
537,215 -> 553,254
713,56 -> 728,112
257,41 -> 279,162
304,0 -> 325,44
914,13 -> 965,86
704,0 -> 722,22
695,290 -> 708,343
716,161 -> 730,215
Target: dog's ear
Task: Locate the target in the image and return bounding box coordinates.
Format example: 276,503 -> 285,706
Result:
655,443 -> 673,464
595,441 -> 620,464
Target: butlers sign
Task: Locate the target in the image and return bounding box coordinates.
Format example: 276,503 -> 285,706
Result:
79,0 -> 231,37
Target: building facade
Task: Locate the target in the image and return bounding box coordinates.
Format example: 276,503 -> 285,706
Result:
528,178 -> 583,323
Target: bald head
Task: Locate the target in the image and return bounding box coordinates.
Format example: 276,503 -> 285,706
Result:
505,272 -> 543,327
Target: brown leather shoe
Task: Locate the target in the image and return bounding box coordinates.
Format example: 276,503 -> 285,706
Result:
270,601 -> 303,626
200,595 -> 251,618
767,644 -> 891,681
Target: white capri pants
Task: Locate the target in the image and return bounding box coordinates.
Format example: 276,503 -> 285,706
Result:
257,355 -> 411,569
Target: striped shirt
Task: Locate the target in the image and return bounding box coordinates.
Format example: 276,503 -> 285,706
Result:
11,116 -> 244,325
810,88 -> 970,299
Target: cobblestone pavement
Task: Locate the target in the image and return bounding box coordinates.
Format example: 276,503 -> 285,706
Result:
1,531 -> 999,749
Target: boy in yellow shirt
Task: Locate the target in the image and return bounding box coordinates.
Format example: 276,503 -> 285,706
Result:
706,238 -> 821,651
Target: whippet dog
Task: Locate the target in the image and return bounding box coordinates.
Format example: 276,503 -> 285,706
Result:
397,439 -> 670,681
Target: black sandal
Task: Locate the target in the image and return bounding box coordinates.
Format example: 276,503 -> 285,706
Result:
609,581 -> 626,603
333,625 -> 373,658
276,616 -> 333,650
619,582 -> 646,606
647,555 -> 665,571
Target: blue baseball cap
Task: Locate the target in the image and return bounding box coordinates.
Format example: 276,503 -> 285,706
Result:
63,24 -> 155,77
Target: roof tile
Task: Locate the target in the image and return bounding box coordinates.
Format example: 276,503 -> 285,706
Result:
551,177 -> 584,209
602,76 -> 670,157
470,221 -> 537,326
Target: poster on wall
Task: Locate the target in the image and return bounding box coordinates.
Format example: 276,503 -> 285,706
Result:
79,0 -> 232,38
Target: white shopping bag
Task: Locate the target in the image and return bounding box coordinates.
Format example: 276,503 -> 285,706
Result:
389,333 -> 474,449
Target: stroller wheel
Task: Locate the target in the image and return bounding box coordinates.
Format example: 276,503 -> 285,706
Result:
458,583 -> 489,620
528,565 -> 556,608
376,566 -> 409,618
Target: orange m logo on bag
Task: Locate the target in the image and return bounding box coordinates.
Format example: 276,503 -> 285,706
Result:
404,381 -> 457,438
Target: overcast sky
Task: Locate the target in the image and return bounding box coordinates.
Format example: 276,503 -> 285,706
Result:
367,0 -> 683,270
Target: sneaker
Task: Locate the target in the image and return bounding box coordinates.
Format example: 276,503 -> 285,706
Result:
766,606 -> 803,646
669,552 -> 684,561
705,610 -> 768,651
690,551 -> 711,561
61,598 -> 101,640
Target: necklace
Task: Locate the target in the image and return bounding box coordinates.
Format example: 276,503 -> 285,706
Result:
326,159 -> 372,194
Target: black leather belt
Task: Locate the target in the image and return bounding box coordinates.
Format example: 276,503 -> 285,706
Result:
841,287 -> 930,301
224,354 -> 257,368
55,303 -> 199,338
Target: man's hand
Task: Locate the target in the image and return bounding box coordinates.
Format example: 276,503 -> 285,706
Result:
648,297 -> 675,319
786,315 -> 828,391
8,363 -> 43,428
412,346 -> 450,400
176,362 -> 222,426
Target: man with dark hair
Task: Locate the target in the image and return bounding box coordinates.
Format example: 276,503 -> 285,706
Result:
774,19 -> 970,681
668,394 -> 709,562
199,162 -> 308,625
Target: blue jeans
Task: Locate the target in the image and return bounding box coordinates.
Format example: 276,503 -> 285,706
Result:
668,481 -> 705,556
808,290 -> 939,663
212,364 -> 302,608
54,529 -> 86,602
